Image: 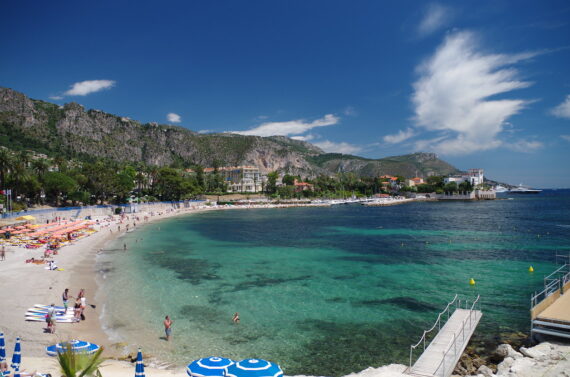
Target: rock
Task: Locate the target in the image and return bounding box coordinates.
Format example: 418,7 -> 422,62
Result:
495,344 -> 523,360
496,357 -> 513,375
519,346 -> 546,360
477,365 -> 495,377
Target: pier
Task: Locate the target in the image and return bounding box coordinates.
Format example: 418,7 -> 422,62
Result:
407,295 -> 482,377
531,262 -> 570,339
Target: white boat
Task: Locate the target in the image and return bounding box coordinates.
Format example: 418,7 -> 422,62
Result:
509,184 -> 542,194
494,185 -> 509,193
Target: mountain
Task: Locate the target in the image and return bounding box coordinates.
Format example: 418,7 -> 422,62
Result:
0,87 -> 461,178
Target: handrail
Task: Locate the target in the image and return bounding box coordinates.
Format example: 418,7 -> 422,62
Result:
409,294 -> 458,369
433,295 -> 481,377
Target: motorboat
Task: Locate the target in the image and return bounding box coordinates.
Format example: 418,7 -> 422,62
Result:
509,184 -> 542,194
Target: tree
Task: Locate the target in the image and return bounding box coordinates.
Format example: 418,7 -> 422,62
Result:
444,181 -> 458,193
426,176 -> 444,188
458,181 -> 473,193
266,171 -> 278,194
195,165 -> 205,191
57,343 -> 105,377
43,172 -> 78,205
0,148 -> 12,187
282,174 -> 296,186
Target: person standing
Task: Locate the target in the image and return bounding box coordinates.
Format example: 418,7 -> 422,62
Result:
62,288 -> 71,311
0,245 -> 5,261
163,315 -> 173,341
47,304 -> 56,334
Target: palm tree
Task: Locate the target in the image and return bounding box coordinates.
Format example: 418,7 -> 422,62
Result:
0,148 -> 13,187
32,158 -> 50,177
56,344 -> 105,377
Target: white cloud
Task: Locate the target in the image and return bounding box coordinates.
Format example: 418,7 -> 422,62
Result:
291,134 -> 316,142
561,135 -> 570,142
550,95 -> 570,119
418,3 -> 451,37
412,31 -> 536,155
49,95 -> 63,100
198,129 -> 213,134
231,114 -> 339,137
383,128 -> 416,144
64,80 -> 116,96
313,140 -> 362,154
167,113 -> 182,123
505,139 -> 543,152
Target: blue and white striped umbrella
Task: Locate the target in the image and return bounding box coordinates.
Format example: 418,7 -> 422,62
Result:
224,359 -> 283,377
186,357 -> 235,377
135,349 -> 145,377
46,340 -> 100,357
11,337 -> 21,377
0,332 -> 5,362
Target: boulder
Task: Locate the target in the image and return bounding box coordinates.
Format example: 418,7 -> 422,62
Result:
519,346 -> 546,360
496,356 -> 513,375
495,344 -> 523,360
477,364 -> 495,377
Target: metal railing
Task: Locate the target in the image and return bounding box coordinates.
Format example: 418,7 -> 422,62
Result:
409,294 -> 459,369
433,295 -> 481,377
531,264 -> 570,309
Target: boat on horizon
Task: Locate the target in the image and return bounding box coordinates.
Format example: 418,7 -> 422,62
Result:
509,184 -> 542,194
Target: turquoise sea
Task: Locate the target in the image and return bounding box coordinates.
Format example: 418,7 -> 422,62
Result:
97,190 -> 570,376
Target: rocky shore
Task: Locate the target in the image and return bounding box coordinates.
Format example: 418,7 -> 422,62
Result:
454,341 -> 570,377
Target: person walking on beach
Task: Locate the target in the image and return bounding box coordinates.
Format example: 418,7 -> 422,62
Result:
0,245 -> 5,261
62,288 -> 71,311
164,315 -> 173,341
46,304 -> 56,334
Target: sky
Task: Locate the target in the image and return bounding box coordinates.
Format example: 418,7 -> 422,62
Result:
1,1 -> 570,187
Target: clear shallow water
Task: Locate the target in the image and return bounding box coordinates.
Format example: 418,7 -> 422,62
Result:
98,191 -> 570,376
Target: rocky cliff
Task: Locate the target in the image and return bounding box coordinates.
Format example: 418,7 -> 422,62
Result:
0,86 -> 461,178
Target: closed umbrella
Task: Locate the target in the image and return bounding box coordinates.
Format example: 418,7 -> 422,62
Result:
46,340 -> 100,356
0,333 -> 5,362
224,359 -> 283,377
135,349 -> 145,377
186,357 -> 234,377
11,337 -> 21,377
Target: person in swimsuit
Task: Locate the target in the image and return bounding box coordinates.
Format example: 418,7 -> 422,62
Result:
232,312 -> 240,324
164,315 -> 173,341
74,299 -> 82,320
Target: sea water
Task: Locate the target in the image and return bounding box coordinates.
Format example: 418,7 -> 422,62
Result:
97,190 -> 570,376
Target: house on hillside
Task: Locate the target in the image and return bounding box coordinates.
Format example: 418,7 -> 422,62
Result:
406,177 -> 424,187
294,179 -> 314,192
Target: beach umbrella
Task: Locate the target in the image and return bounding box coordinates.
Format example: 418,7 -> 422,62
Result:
224,359 -> 283,377
11,337 -> 21,377
0,332 -> 5,362
46,340 -> 100,357
135,349 -> 145,377
187,357 -> 235,377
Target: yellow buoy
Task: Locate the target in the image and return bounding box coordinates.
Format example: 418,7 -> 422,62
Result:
529,266 -> 534,272
469,278 -> 476,285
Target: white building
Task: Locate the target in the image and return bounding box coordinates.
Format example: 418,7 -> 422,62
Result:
444,169 -> 484,186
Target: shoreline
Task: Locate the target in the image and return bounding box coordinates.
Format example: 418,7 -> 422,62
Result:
2,202 -> 568,377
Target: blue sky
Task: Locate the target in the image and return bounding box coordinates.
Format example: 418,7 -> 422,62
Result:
1,1 -> 570,187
